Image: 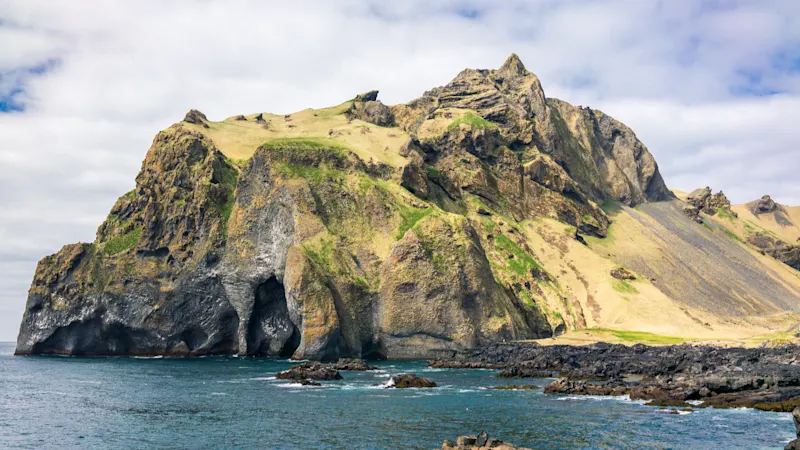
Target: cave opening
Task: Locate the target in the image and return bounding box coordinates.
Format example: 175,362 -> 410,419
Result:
246,276 -> 300,357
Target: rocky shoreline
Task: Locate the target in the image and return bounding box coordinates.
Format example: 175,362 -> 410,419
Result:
430,342 -> 800,412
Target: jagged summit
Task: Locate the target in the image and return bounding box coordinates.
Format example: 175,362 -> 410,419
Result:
497,52 -> 528,77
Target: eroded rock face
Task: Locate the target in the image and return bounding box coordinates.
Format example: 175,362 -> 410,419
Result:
747,233 -> 800,271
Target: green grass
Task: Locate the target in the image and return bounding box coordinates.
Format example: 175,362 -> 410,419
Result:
588,328 -> 685,345
447,112 -> 494,131
225,157 -> 249,169
354,277 -> 369,289
612,279 -> 639,294
425,166 -> 440,178
274,163 -> 344,185
103,226 -> 142,256
716,207 -> 734,221
215,162 -> 239,222
394,206 -> 433,240
721,227 -> 742,243
494,234 -> 541,276
261,137 -> 349,154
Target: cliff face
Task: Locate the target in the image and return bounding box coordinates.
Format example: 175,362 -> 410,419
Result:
16,55 -> 702,359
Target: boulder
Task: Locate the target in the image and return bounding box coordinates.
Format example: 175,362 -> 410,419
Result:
234,115 -> 247,121
183,109 -> 209,128
387,374 -> 437,388
610,267 -> 636,281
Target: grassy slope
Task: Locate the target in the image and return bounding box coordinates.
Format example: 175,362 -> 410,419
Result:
183,101 -> 410,167
730,203 -> 800,243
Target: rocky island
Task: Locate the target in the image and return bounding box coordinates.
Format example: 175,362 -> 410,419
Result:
15,54 -> 800,360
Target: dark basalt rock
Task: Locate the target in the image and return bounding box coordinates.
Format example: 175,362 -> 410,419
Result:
610,267 -> 636,280
433,342 -> 800,411
234,115 -> 247,121
748,232 -> 800,271
276,363 -> 343,381
388,374 -> 436,388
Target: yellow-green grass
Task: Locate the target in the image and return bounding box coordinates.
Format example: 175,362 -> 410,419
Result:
586,328 -> 685,345
182,100 -> 410,167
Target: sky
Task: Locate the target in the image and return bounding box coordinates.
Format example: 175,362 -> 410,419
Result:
1,0 -> 799,341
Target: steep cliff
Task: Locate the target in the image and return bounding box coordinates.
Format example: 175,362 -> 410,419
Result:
17,55 -> 798,358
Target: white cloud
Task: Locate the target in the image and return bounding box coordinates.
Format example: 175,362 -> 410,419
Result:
0,0 -> 799,340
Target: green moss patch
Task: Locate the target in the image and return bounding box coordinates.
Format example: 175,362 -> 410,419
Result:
261,137 -> 349,154
589,328 -> 684,345
447,112 -> 494,131
103,226 -> 142,256
612,279 -> 639,294
394,205 -> 433,240
494,234 -> 541,276
274,163 -> 344,185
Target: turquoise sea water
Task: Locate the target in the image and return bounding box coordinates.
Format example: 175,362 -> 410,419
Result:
0,342 -> 794,449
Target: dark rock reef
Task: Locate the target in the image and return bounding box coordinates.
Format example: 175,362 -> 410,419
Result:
432,342 -> 800,411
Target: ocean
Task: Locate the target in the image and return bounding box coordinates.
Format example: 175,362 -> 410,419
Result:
0,342 -> 793,449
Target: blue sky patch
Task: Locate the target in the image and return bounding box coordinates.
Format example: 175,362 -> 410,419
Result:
0,58 -> 59,113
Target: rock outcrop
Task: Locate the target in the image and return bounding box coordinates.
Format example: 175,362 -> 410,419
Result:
346,90 -> 395,127
442,432 -> 530,450
750,195 -> 779,215
747,233 -> 800,271
276,363 -> 343,381
16,55 -> 680,360
433,342 -> 800,411
386,374 -> 437,388
687,186 -> 736,217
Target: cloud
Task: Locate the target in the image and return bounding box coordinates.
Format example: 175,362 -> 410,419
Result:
0,0 -> 799,341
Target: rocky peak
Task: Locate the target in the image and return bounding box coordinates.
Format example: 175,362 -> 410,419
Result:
749,195 -> 779,215
497,53 -> 528,78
